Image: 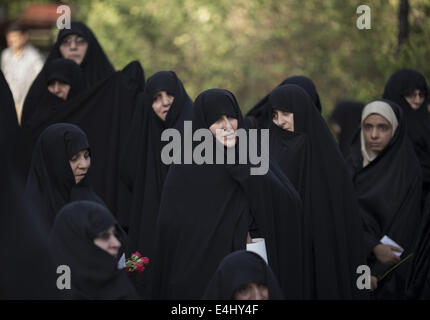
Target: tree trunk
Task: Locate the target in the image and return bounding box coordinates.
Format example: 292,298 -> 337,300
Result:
397,0 -> 409,54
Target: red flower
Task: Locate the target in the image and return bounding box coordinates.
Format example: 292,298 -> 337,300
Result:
132,251 -> 142,258
141,257 -> 149,265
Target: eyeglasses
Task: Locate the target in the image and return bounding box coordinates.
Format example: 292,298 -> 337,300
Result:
60,36 -> 87,48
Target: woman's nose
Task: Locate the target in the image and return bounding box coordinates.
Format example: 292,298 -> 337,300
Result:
110,236 -> 121,248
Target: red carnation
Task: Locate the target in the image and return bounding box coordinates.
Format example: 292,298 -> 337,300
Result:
132,251 -> 142,258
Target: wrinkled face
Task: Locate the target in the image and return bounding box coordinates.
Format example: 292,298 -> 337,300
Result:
152,91 -> 174,121
59,34 -> 88,65
272,109 -> 294,132
47,80 -> 71,100
209,115 -> 238,148
234,283 -> 269,300
93,226 -> 121,257
69,149 -> 90,184
363,114 -> 393,154
404,89 -> 425,111
6,31 -> 28,52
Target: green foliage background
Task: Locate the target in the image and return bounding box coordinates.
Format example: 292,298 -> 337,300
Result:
4,0 -> 430,118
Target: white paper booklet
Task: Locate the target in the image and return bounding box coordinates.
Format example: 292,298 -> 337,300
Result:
246,238 -> 269,264
380,235 -> 404,257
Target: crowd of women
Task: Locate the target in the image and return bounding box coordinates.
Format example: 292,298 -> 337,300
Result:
1,21 -> 430,300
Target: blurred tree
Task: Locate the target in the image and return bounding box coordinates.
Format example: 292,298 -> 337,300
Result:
2,0 -> 430,118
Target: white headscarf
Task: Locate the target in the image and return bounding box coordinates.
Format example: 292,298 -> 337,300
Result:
360,101 -> 399,167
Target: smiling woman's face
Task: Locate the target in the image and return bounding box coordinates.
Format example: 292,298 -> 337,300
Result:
69,149 -> 90,184
209,115 -> 238,148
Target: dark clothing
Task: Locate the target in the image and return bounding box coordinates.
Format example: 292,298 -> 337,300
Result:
330,100 -> 364,157
20,61 -> 145,226
50,200 -> 139,300
346,99 -> 423,299
245,75 -> 322,129
203,250 -> 284,300
24,123 -> 104,229
382,69 -> 430,201
266,84 -> 368,299
22,21 -> 115,125
151,89 -> 303,299
120,71 -> 193,297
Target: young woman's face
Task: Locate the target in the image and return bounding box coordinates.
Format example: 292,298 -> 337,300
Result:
59,34 -> 88,65
272,109 -> 294,132
93,226 -> 121,257
209,115 -> 238,148
69,149 -> 90,184
47,80 -> 71,100
404,89 -> 425,111
234,282 -> 269,300
362,114 -> 393,154
152,91 -> 174,121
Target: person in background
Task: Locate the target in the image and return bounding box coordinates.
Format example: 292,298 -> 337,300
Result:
1,22 -> 44,124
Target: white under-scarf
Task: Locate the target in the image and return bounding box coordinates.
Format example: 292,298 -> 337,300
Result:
360,101 -> 399,167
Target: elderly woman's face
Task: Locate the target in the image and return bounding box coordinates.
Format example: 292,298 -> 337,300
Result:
69,149 -> 90,184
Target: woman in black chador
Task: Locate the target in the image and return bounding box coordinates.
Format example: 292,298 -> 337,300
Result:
24,123 -> 104,229
346,99 -> 423,299
265,84 -> 367,299
203,250 -> 284,300
383,69 -> 430,201
245,75 -> 322,129
120,70 -> 193,297
151,89 -> 303,300
51,200 -> 139,299
22,21 -> 114,125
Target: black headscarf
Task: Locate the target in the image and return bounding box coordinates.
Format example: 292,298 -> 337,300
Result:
1,71 -> 58,299
19,61 -> 145,227
382,69 -> 430,199
22,21 -> 114,125
50,200 -> 139,300
20,58 -> 87,125
281,76 -> 322,112
24,123 -> 104,229
120,71 -> 193,297
266,84 -> 367,299
346,99 -> 423,299
245,75 -> 322,129
45,58 -> 86,98
151,89 -> 303,299
202,250 -> 284,300
330,100 -> 364,157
